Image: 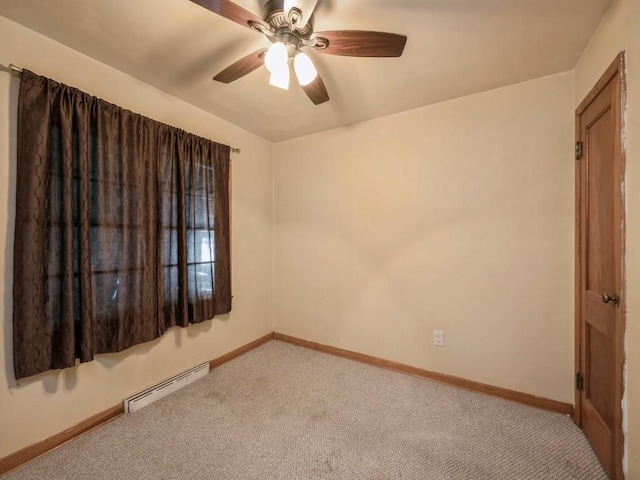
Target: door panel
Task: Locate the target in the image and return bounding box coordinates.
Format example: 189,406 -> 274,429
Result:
575,53 -> 625,480
586,105 -> 615,294
587,325 -> 613,427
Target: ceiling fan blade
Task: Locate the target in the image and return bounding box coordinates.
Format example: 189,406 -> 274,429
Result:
313,30 -> 407,57
213,49 -> 266,83
301,0 -> 319,25
301,74 -> 329,105
190,0 -> 267,30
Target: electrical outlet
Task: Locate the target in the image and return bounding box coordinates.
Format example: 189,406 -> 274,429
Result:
433,330 -> 444,347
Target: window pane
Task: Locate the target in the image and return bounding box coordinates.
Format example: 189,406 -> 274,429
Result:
188,263 -> 214,298
91,181 -> 129,225
93,271 -> 140,318
92,272 -> 122,318
192,164 -> 213,197
91,227 -> 142,271
160,192 -> 178,226
164,266 -> 179,304
162,228 -> 178,266
158,157 -> 177,194
187,195 -> 214,228
90,140 -> 127,185
187,230 -> 214,263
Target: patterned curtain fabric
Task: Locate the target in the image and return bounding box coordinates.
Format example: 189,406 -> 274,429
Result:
13,70 -> 231,380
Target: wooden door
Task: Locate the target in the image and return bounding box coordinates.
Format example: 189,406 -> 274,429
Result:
575,52 -> 626,480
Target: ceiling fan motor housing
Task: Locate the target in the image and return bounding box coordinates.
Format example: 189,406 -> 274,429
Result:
262,0 -> 315,37
275,30 -> 302,58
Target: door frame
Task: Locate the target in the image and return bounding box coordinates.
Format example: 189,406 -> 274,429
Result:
574,51 -> 627,478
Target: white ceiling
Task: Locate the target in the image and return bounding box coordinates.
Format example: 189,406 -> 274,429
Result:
0,0 -> 610,142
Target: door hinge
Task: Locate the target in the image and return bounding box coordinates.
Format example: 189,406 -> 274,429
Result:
576,372 -> 584,391
575,141 -> 583,160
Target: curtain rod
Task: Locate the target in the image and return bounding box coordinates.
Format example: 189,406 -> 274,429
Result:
8,63 -> 241,155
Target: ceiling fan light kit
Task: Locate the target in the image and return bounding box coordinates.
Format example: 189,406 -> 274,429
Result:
269,64 -> 290,90
191,0 -> 407,104
264,41 -> 288,73
294,52 -> 317,86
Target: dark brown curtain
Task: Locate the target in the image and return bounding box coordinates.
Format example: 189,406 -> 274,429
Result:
13,70 -> 231,379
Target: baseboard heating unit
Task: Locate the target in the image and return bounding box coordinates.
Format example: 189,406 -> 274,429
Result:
123,361 -> 210,413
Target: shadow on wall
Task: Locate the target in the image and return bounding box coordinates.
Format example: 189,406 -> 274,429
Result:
11,320 -> 218,394
160,30 -> 249,87
3,70 -> 18,390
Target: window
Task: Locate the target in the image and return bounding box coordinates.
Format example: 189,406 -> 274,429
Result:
160,159 -> 218,309
13,69 -> 231,379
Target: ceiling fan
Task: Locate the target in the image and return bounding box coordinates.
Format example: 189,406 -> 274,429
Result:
190,0 -> 408,105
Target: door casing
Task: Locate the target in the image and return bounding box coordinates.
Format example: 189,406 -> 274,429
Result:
574,51 -> 626,480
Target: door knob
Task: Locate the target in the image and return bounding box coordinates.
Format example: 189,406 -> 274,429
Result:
601,293 -> 619,306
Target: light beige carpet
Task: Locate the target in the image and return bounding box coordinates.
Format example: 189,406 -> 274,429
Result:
3,340 -> 606,479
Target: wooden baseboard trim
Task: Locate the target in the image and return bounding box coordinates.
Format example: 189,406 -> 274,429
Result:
1,331 -> 572,474
209,332 -> 275,370
273,332 -> 573,416
0,403 -> 123,476
0,332 -> 276,476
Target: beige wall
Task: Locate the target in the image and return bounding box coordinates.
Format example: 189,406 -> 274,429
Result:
0,17 -> 273,458
2,1 -> 634,472
274,72 -> 576,403
574,0 -> 640,476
